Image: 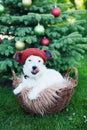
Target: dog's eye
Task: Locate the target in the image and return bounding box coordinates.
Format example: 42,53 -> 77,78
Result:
28,59 -> 31,62
38,60 -> 41,62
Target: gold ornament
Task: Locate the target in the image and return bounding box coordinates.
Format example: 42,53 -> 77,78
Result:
22,0 -> 32,7
15,41 -> 25,50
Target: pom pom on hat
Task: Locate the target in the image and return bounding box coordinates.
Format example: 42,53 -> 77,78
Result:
14,48 -> 52,65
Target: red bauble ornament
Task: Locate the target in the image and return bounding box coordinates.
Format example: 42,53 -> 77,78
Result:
41,37 -> 50,46
51,7 -> 61,17
0,38 -> 2,44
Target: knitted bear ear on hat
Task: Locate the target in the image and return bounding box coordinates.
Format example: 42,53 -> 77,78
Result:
44,50 -> 52,59
14,52 -> 22,63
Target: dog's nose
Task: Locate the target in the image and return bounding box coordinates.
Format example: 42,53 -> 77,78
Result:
32,66 -> 37,70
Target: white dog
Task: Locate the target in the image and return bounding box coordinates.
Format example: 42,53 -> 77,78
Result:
13,55 -> 66,100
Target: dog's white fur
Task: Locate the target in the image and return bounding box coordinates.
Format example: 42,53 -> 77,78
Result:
13,55 -> 66,100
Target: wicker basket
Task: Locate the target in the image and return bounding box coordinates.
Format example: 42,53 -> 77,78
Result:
12,67 -> 78,115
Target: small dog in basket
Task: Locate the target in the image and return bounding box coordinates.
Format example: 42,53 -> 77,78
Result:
13,48 -> 66,100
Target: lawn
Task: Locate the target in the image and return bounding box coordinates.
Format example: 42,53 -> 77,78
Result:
0,55 -> 87,130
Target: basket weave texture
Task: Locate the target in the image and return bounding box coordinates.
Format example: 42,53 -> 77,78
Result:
12,67 -> 78,115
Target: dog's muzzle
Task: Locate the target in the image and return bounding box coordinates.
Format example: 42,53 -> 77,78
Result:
31,66 -> 40,75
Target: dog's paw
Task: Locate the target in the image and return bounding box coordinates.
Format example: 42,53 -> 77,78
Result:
28,92 -> 39,100
13,89 -> 20,95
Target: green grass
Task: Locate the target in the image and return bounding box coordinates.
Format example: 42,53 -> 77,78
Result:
0,55 -> 87,130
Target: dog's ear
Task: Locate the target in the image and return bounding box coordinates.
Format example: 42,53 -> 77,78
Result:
14,52 -> 22,63
44,50 -> 52,59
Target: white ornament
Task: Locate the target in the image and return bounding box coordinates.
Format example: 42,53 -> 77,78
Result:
15,41 -> 25,50
22,0 -> 32,7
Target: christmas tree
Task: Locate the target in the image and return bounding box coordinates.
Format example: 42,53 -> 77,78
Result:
0,0 -> 87,79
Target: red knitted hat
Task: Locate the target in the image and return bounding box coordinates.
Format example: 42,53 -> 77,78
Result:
14,48 -> 52,65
